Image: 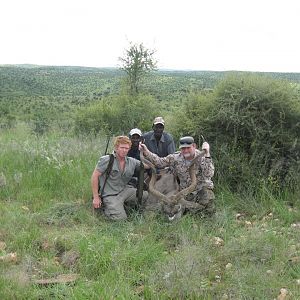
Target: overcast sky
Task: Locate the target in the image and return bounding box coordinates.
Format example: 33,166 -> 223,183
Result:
1,0 -> 299,72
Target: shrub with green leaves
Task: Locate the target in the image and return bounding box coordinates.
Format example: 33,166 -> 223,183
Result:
172,73 -> 300,192
74,92 -> 160,135
0,103 -> 16,129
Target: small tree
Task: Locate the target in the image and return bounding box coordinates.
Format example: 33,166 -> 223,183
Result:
119,42 -> 157,95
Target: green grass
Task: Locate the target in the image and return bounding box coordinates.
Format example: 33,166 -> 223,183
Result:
1,125 -> 300,299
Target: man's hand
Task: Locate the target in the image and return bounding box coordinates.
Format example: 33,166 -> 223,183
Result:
93,195 -> 102,209
202,142 -> 210,157
139,143 -> 150,156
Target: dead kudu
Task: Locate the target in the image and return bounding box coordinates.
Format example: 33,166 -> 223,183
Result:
141,151 -> 205,220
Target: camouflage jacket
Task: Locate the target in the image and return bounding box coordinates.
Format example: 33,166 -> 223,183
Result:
145,149 -> 214,191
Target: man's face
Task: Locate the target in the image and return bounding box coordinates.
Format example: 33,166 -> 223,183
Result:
115,143 -> 130,158
130,134 -> 141,148
153,123 -> 164,138
180,144 -> 196,159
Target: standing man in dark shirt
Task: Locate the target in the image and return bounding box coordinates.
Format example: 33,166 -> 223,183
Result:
143,117 -> 175,157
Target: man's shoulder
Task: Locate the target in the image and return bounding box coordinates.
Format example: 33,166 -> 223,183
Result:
99,154 -> 112,162
143,131 -> 153,139
195,149 -> 202,155
166,151 -> 181,159
97,154 -> 115,172
173,151 -> 184,158
163,132 -> 174,141
99,153 -> 116,166
195,149 -> 206,158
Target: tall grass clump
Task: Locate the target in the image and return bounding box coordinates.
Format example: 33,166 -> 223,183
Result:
0,123 -> 107,209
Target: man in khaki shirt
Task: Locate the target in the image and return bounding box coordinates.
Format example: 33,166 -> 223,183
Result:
91,136 -> 148,220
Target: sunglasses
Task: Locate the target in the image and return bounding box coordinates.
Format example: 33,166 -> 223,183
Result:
179,137 -> 194,145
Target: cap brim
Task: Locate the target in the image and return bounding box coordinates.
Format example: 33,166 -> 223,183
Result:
179,144 -> 193,148
153,122 -> 164,125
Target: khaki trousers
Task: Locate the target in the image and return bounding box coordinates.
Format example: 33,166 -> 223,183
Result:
103,185 -> 148,220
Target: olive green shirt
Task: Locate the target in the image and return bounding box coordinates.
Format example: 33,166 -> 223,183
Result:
96,153 -> 140,197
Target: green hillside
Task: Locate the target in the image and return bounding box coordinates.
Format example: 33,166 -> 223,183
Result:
1,64 -> 300,99
1,64 -> 300,123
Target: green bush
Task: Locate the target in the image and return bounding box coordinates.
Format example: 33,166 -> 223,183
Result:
172,73 -> 300,192
74,92 -> 160,135
0,103 -> 16,129
169,91 -> 214,142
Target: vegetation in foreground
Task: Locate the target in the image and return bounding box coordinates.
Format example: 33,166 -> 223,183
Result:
1,125 -> 300,299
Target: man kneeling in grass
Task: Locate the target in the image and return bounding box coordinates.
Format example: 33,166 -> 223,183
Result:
91,135 -> 148,220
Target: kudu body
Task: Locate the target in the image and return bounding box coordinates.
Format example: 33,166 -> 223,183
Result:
141,151 -> 205,220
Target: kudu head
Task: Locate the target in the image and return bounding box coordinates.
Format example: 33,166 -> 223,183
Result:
141,151 -> 204,221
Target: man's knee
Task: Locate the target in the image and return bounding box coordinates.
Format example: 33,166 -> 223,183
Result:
185,187 -> 216,215
103,196 -> 127,220
104,210 -> 127,220
103,204 -> 127,220
198,188 -> 216,215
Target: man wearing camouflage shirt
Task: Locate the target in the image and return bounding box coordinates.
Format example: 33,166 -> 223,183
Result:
139,136 -> 215,216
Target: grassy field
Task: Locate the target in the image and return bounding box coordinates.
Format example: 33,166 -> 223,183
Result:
1,124 -> 300,299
